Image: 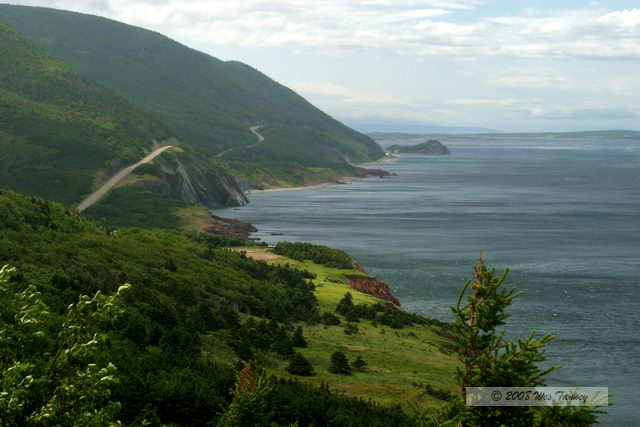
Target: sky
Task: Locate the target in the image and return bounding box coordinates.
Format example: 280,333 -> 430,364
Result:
8,0 -> 640,132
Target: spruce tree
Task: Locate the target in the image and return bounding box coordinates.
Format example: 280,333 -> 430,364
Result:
418,256 -> 603,426
329,351 -> 352,375
291,326 -> 307,348
271,326 -> 294,358
286,352 -> 315,376
217,365 -> 272,426
335,292 -> 354,315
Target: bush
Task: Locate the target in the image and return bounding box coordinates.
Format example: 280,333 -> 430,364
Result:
321,312 -> 341,326
351,355 -> 367,371
343,323 -> 359,335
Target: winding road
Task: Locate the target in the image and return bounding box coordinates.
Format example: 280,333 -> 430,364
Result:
215,125 -> 264,158
76,145 -> 174,212
78,125 -> 263,212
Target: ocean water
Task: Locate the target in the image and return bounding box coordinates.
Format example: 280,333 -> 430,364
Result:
216,136 -> 640,425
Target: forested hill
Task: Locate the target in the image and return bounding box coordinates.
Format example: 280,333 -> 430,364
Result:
0,189 -> 417,425
0,23 -> 172,204
0,22 -> 249,220
0,5 -> 384,187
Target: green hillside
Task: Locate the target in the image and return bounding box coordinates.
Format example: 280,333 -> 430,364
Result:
0,189 -> 456,425
0,5 -> 384,187
0,23 -> 172,204
0,22 -> 250,233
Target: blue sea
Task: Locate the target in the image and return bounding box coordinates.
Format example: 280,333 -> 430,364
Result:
217,136 -> 640,425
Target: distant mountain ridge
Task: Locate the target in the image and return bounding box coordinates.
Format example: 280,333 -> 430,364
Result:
468,130 -> 640,138
0,4 -> 383,188
369,130 -> 640,139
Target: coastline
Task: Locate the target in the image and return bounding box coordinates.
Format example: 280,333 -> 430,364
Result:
249,181 -> 340,194
374,153 -> 398,164
248,154 -> 398,194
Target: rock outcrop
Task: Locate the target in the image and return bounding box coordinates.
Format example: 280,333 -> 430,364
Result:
345,275 -> 401,307
144,152 -> 249,207
359,168 -> 398,178
201,213 -> 257,240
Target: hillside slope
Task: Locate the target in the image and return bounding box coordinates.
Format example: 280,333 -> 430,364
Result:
0,189 -> 456,425
0,22 -> 246,216
0,5 -> 384,187
0,23 -> 170,204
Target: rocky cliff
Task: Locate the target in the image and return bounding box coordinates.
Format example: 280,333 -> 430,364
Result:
144,151 -> 249,208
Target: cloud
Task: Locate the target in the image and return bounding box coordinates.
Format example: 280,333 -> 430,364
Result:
284,80 -> 470,125
599,9 -> 640,27
523,107 -> 640,120
9,1 -> 640,61
490,75 -> 569,89
447,98 -> 538,106
289,82 -> 407,106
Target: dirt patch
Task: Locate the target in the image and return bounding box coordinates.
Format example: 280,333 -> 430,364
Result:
232,249 -> 280,261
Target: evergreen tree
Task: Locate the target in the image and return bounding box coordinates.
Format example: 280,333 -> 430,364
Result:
321,312 -> 341,326
418,256 -> 603,426
291,326 -> 307,348
234,336 -> 253,362
286,352 -> 315,376
335,292 -> 354,315
217,365 -> 272,426
329,351 -> 352,375
271,326 -> 294,359
351,355 -> 367,371
344,309 -> 360,322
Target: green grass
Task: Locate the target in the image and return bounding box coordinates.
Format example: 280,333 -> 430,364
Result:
236,247 -> 459,410
283,321 -> 457,409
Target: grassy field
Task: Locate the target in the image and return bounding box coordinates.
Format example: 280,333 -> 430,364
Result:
232,247 -> 459,411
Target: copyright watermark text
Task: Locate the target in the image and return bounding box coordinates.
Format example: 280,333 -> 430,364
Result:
466,387 -> 608,407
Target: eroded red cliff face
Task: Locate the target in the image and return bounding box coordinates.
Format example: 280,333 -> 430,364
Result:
345,275 -> 401,307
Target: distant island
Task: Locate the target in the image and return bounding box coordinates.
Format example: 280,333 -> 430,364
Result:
387,140 -> 451,155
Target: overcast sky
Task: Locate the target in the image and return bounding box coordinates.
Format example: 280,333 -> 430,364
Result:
9,0 -> 640,132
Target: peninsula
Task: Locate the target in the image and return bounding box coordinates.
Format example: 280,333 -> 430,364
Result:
387,140 -> 451,155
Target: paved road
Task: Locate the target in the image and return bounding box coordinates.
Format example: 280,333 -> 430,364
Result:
77,145 -> 174,212
215,125 -> 264,158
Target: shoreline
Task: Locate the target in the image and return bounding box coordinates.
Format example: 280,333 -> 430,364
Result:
248,154 -> 398,194
374,153 -> 398,164
249,180 -> 341,194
